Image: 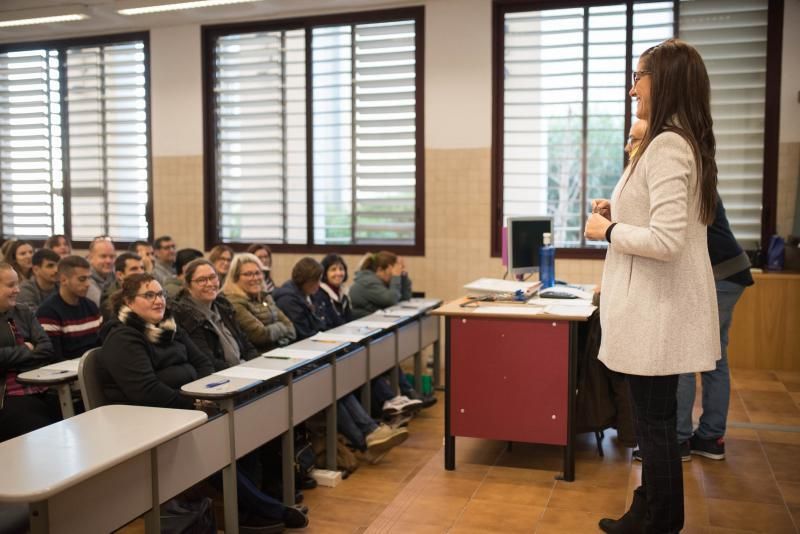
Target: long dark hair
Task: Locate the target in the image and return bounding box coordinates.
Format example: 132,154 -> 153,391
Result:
631,39 -> 717,225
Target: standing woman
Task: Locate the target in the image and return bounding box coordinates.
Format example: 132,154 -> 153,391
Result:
5,240 -> 35,281
585,39 -> 720,533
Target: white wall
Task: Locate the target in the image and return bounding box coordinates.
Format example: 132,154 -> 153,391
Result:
150,25 -> 204,156
425,0 -> 492,148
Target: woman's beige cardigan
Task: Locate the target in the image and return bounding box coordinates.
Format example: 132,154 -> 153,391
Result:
598,131 -> 720,376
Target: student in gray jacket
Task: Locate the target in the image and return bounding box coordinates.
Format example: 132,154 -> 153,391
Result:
17,248 -> 60,313
349,251 -> 411,319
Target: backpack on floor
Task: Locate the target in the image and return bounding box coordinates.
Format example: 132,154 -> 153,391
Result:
160,495 -> 216,534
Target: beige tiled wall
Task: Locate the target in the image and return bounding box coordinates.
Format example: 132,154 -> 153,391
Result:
152,143 -> 799,302
152,149 -> 604,303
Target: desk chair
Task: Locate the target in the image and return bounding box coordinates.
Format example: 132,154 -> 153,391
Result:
78,348 -> 107,410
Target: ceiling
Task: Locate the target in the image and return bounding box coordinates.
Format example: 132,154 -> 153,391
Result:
0,0 -> 417,44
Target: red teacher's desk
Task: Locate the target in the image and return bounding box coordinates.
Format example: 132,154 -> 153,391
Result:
431,298 -> 593,482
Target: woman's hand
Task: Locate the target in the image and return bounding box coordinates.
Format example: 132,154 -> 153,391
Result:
585,213 -> 612,241
591,199 -> 611,221
391,258 -> 405,277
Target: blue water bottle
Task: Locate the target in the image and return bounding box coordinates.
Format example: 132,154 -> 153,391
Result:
539,232 -> 555,288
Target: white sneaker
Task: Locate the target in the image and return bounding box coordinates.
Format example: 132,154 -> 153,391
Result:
382,395 -> 422,417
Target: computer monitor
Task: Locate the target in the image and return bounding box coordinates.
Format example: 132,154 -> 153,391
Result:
507,216 -> 553,276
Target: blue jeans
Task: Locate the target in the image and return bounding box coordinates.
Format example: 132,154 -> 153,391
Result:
337,394 -> 378,451
676,280 -> 746,442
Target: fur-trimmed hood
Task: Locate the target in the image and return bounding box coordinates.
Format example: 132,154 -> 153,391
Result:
115,305 -> 177,346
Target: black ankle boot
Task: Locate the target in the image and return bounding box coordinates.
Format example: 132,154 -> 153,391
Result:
598,491 -> 646,533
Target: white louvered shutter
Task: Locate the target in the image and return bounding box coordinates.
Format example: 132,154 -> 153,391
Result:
0,49 -> 64,238
66,41 -> 149,241
312,19 -> 417,246
502,3 -> 673,247
680,0 -> 767,247
214,30 -> 307,244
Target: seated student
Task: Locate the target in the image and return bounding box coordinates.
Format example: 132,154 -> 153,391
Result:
100,252 -> 145,321
172,259 -> 258,371
5,240 -> 35,281
276,257 -> 409,462
129,240 -> 155,273
222,254 -> 296,352
152,235 -> 177,285
98,274 -> 308,531
36,256 -> 102,360
17,248 -> 60,313
44,234 -> 72,258
0,262 -> 60,442
349,252 -> 435,413
164,248 -> 204,299
349,251 -> 412,319
312,254 -> 352,328
247,244 -> 275,293
86,236 -> 116,307
272,258 -> 326,340
209,244 -> 234,285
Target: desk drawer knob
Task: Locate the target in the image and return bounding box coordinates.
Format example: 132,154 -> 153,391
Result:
552,322 -> 557,327
462,319 -> 467,324
460,408 -> 465,413
551,415 -> 557,420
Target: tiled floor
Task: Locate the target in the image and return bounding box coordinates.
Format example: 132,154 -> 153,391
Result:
121,368 -> 800,533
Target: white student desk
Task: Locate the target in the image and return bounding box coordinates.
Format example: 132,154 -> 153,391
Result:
179,300 -> 442,509
0,405 -> 207,534
16,359 -> 81,418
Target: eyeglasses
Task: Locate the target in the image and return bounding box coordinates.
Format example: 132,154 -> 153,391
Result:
218,256 -> 233,263
191,274 -> 219,286
136,290 -> 167,302
158,244 -> 176,250
632,70 -> 651,85
239,270 -> 263,279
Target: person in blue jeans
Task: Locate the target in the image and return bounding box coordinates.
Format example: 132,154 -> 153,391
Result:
675,198 -> 753,460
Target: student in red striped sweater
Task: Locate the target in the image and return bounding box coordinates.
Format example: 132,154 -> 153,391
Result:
36,256 -> 102,361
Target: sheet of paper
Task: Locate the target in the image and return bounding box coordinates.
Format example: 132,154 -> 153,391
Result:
43,359 -> 80,372
528,297 -> 593,307
262,348 -> 323,359
379,307 -> 420,317
404,298 -> 441,309
349,320 -> 401,329
214,366 -> 285,381
472,306 -> 544,316
544,304 -> 597,318
311,332 -> 373,343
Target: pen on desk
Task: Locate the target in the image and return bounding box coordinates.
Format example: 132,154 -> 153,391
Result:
311,339 -> 339,344
205,379 -> 230,388
43,370 -> 69,375
264,355 -> 291,360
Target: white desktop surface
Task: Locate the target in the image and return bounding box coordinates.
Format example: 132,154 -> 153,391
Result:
17,359 -> 80,383
0,405 -> 207,502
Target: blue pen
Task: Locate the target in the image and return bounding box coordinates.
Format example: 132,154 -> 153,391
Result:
206,379 -> 230,388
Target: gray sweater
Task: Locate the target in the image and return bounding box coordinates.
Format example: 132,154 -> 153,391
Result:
16,278 -> 56,313
349,270 -> 412,319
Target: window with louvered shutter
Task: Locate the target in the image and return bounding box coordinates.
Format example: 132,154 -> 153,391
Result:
208,9 -> 421,250
214,29 -> 307,244
500,2 -> 673,248
0,49 -> 64,239
66,41 -> 149,241
679,0 -> 767,248
496,0 -> 774,252
0,36 -> 150,243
